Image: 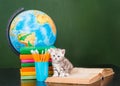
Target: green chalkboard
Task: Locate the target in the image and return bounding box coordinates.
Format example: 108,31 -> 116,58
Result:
0,0 -> 120,68
39,0 -> 120,67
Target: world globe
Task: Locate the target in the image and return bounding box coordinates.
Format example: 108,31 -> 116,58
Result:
8,10 -> 57,54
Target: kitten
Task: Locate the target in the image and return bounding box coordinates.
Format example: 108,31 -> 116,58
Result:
48,48 -> 73,77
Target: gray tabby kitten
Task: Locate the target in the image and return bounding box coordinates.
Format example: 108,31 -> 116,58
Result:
48,48 -> 73,77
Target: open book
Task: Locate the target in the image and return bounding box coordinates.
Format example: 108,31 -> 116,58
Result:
45,67 -> 114,84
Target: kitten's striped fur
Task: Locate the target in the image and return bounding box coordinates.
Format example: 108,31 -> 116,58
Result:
48,48 -> 73,77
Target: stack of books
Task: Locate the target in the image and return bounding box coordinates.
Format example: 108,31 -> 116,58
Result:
20,46 -> 54,79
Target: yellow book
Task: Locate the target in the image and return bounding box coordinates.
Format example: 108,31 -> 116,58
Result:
21,71 -> 53,76
46,67 -> 114,84
21,72 -> 36,76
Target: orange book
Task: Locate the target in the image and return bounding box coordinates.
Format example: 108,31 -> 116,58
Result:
20,67 -> 35,72
21,67 -> 53,72
20,54 -> 33,60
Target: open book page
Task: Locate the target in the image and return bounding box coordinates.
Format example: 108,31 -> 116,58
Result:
71,68 -> 114,77
45,67 -> 114,84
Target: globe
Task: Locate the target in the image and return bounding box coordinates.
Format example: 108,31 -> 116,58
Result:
8,10 -> 57,54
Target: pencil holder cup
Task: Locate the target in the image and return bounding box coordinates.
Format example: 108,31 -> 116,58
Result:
35,62 -> 48,81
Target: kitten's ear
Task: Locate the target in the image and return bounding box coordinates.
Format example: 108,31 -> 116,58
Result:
48,48 -> 54,53
61,49 -> 65,55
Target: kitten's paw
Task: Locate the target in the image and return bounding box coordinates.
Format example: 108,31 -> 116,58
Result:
65,73 -> 69,77
60,73 -> 69,77
52,74 -> 59,77
59,73 -> 67,77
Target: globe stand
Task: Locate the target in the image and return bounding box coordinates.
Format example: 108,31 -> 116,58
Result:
7,8 -> 25,55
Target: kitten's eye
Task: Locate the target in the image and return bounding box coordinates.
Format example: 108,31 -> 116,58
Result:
58,55 -> 60,57
53,55 -> 55,57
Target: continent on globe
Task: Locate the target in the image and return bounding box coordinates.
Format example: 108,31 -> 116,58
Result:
36,14 -> 56,35
18,32 -> 36,47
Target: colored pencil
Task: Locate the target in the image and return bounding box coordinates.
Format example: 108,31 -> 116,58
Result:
31,49 -> 50,62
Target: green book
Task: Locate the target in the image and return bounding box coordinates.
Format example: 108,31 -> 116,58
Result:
21,63 -> 35,67
20,46 -> 55,54
21,62 -> 52,67
21,75 -> 36,79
